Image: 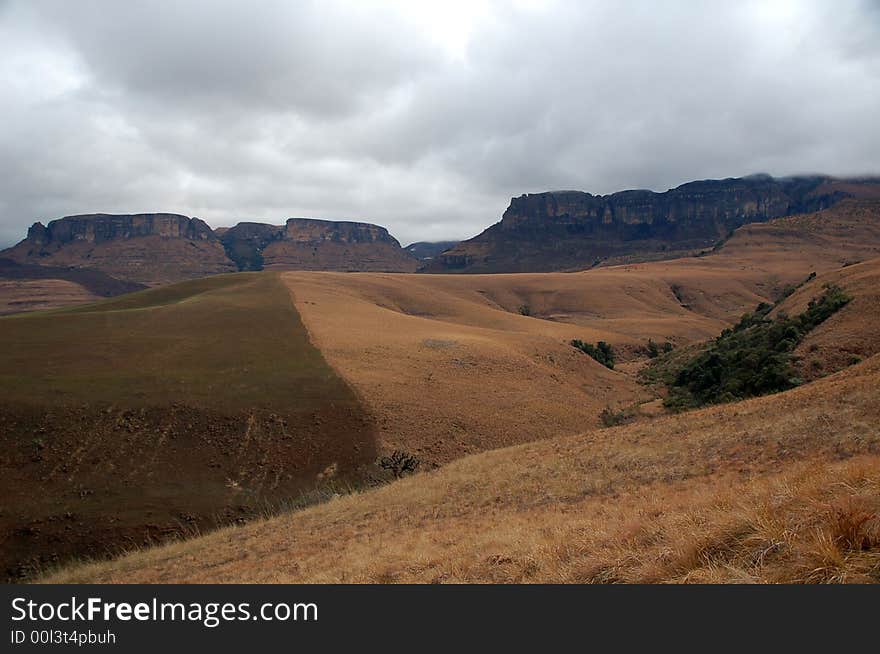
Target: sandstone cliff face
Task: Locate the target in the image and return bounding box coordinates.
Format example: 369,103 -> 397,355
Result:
426,176 -> 875,273
224,218 -> 419,272
3,214 -> 235,285
2,213 -> 419,284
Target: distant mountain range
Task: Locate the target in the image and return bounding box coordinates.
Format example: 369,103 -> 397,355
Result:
3,175 -> 879,293
1,214 -> 417,286
422,175 -> 880,273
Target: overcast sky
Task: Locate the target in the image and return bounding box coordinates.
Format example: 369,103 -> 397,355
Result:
1,0 -> 879,247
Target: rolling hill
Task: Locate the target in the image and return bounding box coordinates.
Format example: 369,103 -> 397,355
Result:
0,273 -> 377,580
0,258 -> 147,315
45,284 -> 880,583
7,199 -> 880,583
282,200 -> 880,466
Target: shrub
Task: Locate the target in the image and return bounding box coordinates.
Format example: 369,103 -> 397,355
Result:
599,406 -> 628,427
643,339 -> 675,358
518,304 -> 532,316
571,339 -> 615,369
378,451 -> 420,479
664,285 -> 851,410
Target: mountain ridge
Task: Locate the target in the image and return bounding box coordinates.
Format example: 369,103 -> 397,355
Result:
425,175 -> 880,273
2,214 -> 418,285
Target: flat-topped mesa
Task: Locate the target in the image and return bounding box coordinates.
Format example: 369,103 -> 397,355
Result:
3,213 -> 234,286
257,218 -> 418,272
426,175 -> 879,273
282,218 -> 401,244
218,218 -> 417,272
25,213 -> 216,246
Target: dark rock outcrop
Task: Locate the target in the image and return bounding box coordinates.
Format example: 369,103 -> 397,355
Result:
425,175 -> 880,273
219,222 -> 284,271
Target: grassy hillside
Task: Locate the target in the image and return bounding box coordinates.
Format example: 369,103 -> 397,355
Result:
45,352 -> 880,584
0,273 -> 346,408
0,273 -> 377,580
280,201 -> 880,466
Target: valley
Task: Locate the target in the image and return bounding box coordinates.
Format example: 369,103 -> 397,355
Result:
2,188 -> 879,584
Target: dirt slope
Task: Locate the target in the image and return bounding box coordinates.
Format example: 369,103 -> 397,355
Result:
46,351 -> 880,584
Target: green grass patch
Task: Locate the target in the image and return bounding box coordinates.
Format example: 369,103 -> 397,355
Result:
0,272 -> 353,411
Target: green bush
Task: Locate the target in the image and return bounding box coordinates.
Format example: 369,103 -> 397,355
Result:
664,284 -> 851,410
571,339 -> 615,369
645,339 -> 674,358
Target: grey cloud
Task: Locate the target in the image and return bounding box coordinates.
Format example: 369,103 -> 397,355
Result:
1,0 -> 879,248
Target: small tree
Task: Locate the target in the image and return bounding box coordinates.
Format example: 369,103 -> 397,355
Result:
379,451 -> 420,479
570,339 -> 615,369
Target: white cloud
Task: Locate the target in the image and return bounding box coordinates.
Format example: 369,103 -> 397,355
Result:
1,0 -> 878,247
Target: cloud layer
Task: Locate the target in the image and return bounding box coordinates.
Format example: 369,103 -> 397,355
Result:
2,0 -> 879,246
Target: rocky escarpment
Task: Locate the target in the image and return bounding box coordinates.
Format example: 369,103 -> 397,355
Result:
2,214 -> 419,286
425,175 -> 880,273
2,213 -> 235,285
223,218 -> 418,272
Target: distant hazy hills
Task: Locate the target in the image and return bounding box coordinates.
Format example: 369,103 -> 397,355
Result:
3,175 -> 879,291
404,241 -> 459,261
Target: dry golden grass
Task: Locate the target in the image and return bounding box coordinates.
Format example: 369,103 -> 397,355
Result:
36,202 -> 880,584
281,203 -> 880,464
784,259 -> 880,382
44,353 -> 880,584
